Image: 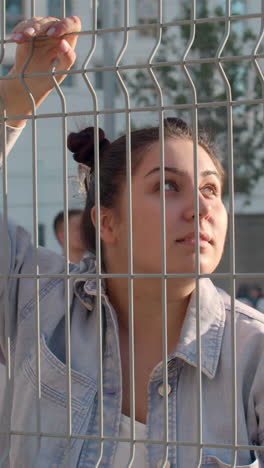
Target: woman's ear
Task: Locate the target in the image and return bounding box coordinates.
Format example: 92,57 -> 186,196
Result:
90,206 -> 118,245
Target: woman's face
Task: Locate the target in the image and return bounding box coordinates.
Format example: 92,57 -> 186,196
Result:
111,137 -> 228,275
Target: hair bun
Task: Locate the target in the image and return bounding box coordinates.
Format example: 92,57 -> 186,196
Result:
67,127 -> 110,171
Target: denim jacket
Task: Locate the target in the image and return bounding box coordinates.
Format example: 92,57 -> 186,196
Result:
0,126 -> 264,467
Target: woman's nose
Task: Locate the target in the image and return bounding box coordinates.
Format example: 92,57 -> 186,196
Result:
183,192 -> 212,221
199,192 -> 212,220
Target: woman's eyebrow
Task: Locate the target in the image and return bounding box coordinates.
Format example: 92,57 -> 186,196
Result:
144,166 -> 186,178
201,170 -> 221,181
144,166 -> 221,181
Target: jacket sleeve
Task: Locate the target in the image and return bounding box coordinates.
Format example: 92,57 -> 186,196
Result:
0,213 -> 32,362
0,124 -> 24,168
254,358 -> 264,465
0,123 -> 28,361
247,345 -> 264,465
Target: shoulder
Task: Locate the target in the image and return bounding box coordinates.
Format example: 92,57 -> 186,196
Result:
218,287 -> 264,340
221,288 -> 264,323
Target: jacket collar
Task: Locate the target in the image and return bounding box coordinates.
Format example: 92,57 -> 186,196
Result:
173,278 -> 226,379
73,254 -> 107,311
74,256 -> 226,380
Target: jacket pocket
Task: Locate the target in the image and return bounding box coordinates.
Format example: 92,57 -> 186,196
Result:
202,455 -> 260,467
10,334 -> 97,467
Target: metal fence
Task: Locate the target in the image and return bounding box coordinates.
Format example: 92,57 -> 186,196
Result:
0,0 -> 264,467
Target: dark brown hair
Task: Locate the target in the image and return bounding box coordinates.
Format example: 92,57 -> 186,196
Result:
67,118 -> 225,254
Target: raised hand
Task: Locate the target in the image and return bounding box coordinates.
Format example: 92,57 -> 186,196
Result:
1,16 -> 81,126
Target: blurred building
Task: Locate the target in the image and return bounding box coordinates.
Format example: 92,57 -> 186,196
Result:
0,0 -> 263,280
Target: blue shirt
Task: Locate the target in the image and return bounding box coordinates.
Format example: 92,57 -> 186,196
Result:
0,126 -> 264,467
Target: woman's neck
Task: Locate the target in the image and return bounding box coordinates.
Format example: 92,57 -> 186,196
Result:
106,276 -> 194,357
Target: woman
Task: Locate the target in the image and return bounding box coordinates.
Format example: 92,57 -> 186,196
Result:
0,17 -> 263,468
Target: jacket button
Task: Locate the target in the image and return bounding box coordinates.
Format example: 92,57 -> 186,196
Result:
157,460 -> 171,468
158,383 -> 172,397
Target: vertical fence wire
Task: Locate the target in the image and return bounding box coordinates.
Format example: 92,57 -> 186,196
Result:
26,3 -> 41,461
0,0 -> 5,64
0,2 -> 10,465
51,2 -> 74,463
181,1 -> 203,466
114,1 -> 137,466
0,118 -> 11,468
252,0 -> 264,117
81,2 -> 104,465
52,64 -> 73,467
216,1 -> 237,466
60,0 -> 66,19
18,37 -> 42,460
30,0 -> 35,18
147,1 -> 169,466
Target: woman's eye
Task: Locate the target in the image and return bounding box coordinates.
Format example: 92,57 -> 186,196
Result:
201,185 -> 217,197
164,181 -> 178,192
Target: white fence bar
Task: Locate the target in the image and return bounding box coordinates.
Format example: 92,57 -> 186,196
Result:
216,1 -> 237,466
81,1 -> 104,465
0,117 -> 11,468
19,36 -> 42,460
182,1 -> 203,466
115,0 -> 136,466
147,1 -> 169,466
53,56 -> 73,465
0,3 -> 10,464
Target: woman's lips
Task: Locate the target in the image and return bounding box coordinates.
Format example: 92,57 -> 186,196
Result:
176,232 -> 212,248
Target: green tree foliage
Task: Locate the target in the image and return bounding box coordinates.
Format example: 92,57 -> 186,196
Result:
125,1 -> 263,196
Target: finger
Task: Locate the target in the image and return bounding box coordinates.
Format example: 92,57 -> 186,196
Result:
11,16 -> 81,45
46,16 -> 81,38
11,18 -> 58,42
13,16 -> 81,37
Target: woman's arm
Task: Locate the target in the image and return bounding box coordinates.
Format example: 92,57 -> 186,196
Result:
0,16 -> 81,358
0,16 -> 81,128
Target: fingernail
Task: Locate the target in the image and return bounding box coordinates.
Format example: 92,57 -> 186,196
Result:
59,39 -> 70,53
24,27 -> 36,36
11,33 -> 23,40
47,27 -> 57,36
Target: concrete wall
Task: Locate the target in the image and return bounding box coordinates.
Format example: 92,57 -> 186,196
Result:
215,214 -> 264,294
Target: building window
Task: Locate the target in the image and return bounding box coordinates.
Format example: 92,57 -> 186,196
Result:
38,224 -> 46,247
97,0 -> 103,29
61,69 -> 74,87
94,67 -> 120,95
48,0 -> 72,18
0,64 -> 12,76
137,0 -> 158,37
95,68 -> 103,90
6,0 -> 25,33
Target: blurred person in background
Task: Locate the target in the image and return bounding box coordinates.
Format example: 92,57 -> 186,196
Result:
53,209 -> 87,263
237,283 -> 263,308
256,296 -> 264,313
248,284 -> 263,309
236,283 -> 254,306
